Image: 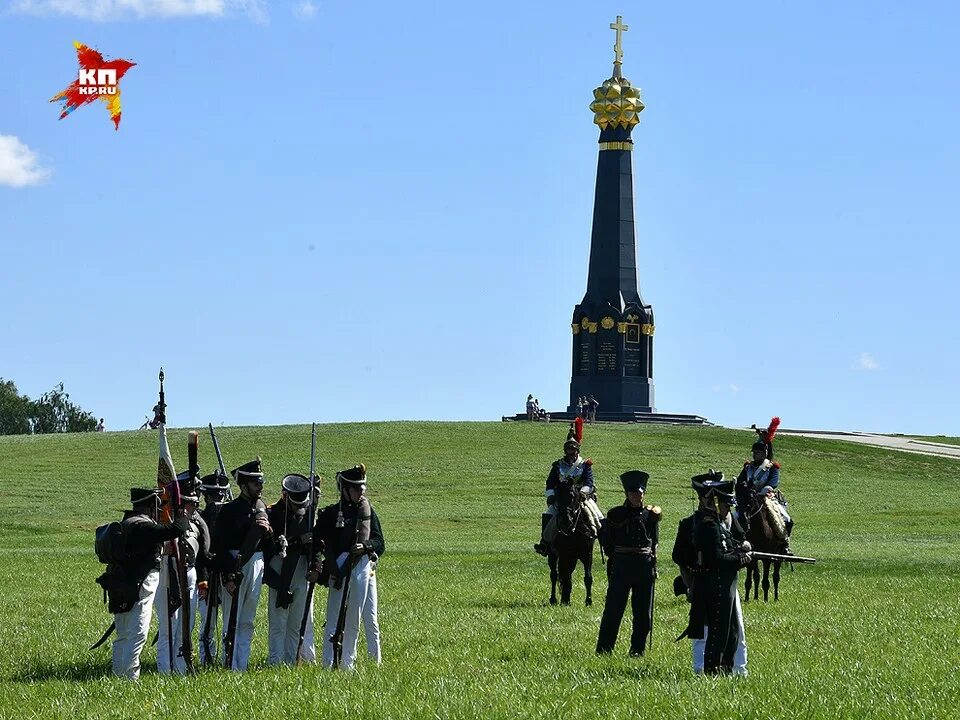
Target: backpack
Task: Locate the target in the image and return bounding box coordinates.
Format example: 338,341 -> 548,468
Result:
94,521 -> 126,564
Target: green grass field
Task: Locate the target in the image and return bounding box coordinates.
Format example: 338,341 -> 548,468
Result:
1,422 -> 958,720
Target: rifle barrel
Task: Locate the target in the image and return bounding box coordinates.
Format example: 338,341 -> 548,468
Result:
751,551 -> 816,564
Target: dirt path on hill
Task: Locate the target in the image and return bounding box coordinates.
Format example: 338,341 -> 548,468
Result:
774,430 -> 960,460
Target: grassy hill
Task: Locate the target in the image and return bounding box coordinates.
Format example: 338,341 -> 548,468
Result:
1,422 -> 958,719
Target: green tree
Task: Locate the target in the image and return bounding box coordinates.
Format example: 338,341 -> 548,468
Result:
0,379 -> 33,435
30,382 -> 98,434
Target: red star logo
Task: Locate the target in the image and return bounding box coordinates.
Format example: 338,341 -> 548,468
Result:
50,41 -> 136,130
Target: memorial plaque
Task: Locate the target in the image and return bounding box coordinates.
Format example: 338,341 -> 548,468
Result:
595,332 -> 618,376
576,336 -> 592,375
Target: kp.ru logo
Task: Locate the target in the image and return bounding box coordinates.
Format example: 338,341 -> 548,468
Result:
50,41 -> 136,130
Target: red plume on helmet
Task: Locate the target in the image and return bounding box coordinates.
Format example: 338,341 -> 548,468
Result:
574,417 -> 584,443
762,416 -> 780,443
751,416 -> 781,460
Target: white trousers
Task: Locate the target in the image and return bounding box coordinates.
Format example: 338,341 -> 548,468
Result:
154,562 -> 198,674
112,569 -> 159,680
362,563 -> 381,664
220,551 -> 264,671
693,592 -> 748,676
197,588 -> 220,665
321,555 -> 372,670
267,556 -> 316,665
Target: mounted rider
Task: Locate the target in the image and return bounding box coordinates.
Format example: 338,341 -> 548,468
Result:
533,423 -> 603,556
735,416 -> 793,550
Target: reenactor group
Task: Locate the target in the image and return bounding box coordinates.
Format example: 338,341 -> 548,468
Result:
94,401 -> 795,681
98,458 -> 384,680
534,417 -> 797,676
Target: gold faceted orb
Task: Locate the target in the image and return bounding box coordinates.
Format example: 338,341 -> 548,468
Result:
590,77 -> 644,130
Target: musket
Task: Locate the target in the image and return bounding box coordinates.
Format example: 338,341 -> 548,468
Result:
296,422 -> 319,665
750,551 -> 816,564
209,423 -> 234,502
155,370 -> 195,674
199,571 -> 219,666
222,571 -> 242,670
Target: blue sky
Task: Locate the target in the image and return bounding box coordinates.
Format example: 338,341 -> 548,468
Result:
1,1 -> 958,434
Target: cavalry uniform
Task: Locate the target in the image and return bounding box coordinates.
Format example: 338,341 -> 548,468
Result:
109,488 -> 189,680
596,471 -> 660,655
197,471 -> 229,664
535,438 -> 602,554
680,471 -> 750,676
154,480 -> 210,674
264,474 -> 317,665
736,457 -> 793,541
313,465 -> 385,670
211,458 -> 270,671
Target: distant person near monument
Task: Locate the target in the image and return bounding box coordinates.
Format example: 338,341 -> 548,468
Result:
96,418 -> 105,432
526,394 -> 536,421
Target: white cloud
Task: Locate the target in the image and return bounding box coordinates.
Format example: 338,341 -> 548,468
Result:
292,0 -> 316,19
9,0 -> 267,21
729,383 -> 740,393
0,135 -> 51,188
853,352 -> 880,371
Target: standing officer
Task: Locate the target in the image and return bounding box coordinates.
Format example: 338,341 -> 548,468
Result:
596,470 -> 660,656
264,473 -> 318,665
211,457 -> 272,671
311,464 -> 385,670
680,470 -> 751,676
109,488 -> 189,680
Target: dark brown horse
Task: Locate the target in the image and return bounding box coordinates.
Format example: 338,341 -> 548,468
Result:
742,494 -> 789,601
547,482 -> 595,606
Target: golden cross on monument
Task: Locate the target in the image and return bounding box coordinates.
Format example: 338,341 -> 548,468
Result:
610,15 -> 629,74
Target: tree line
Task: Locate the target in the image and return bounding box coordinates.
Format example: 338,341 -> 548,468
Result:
0,378 -> 98,435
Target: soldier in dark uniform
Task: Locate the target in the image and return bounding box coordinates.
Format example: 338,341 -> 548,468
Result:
264,473 -> 318,665
155,474 -> 211,674
196,470 -> 229,664
679,471 -> 751,676
110,488 -> 190,680
595,470 -> 661,656
211,457 -> 273,671
310,464 -> 385,669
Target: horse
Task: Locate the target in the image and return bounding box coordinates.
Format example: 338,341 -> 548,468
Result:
742,492 -> 790,602
547,481 -> 596,606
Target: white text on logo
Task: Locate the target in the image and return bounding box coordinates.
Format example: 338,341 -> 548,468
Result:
78,68 -> 117,95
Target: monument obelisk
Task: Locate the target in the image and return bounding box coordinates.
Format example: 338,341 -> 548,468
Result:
568,16 -> 656,416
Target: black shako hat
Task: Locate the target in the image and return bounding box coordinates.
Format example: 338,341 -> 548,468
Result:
281,473 -> 312,505
174,469 -> 200,503
231,457 -> 264,484
337,464 -> 366,490
620,470 -> 649,492
130,487 -> 162,505
691,470 -> 736,504
200,470 -> 230,492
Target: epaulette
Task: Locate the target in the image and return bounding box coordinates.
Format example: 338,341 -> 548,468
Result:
772,462 -> 781,469
585,458 -> 593,466
646,504 -> 662,521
